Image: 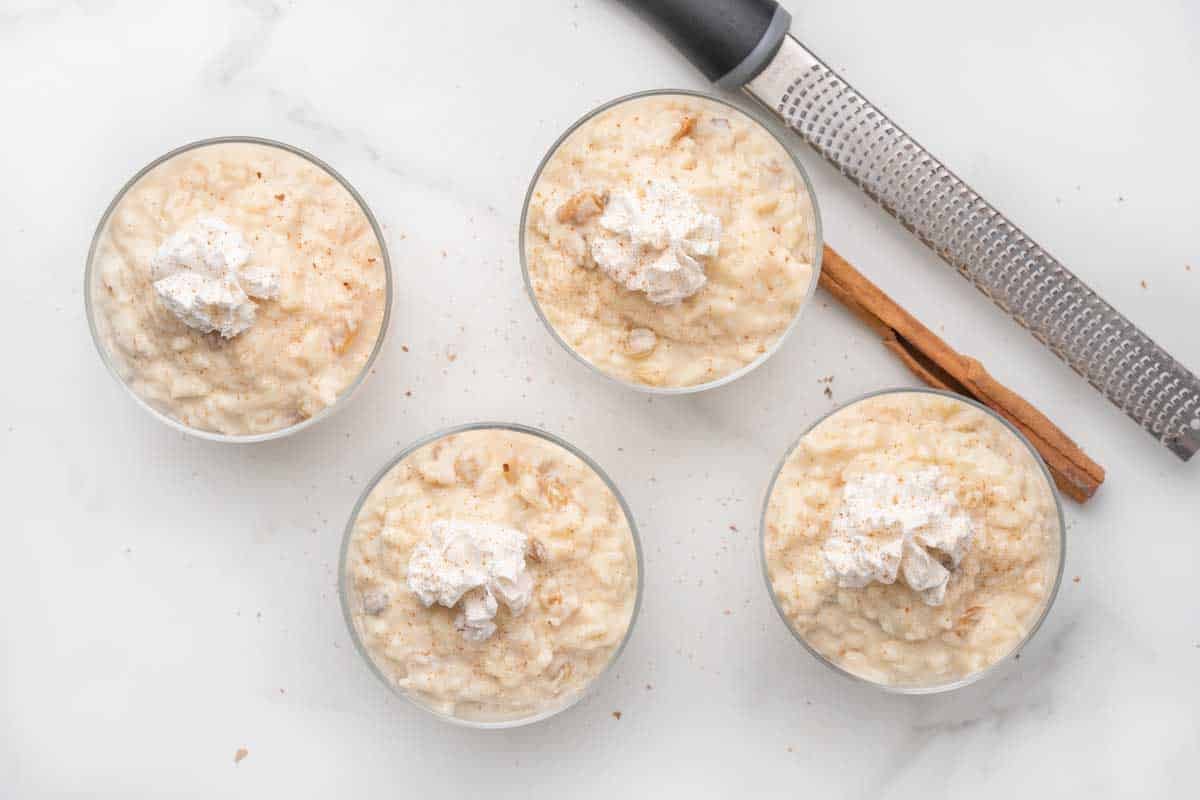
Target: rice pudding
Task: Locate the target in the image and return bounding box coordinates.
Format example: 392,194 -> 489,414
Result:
341,426 -> 640,724
762,390 -> 1063,689
87,139 -> 389,437
522,92 -> 819,389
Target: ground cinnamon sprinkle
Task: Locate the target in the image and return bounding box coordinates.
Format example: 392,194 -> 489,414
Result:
669,114 -> 696,144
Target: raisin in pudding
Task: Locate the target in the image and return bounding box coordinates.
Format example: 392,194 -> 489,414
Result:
762,390 -> 1064,690
341,425 -> 641,725
522,91 -> 820,390
87,138 -> 389,438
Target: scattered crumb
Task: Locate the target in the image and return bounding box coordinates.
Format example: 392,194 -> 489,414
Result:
279,688 -> 285,695
401,345 -> 409,352
645,684 -> 653,691
786,745 -> 794,753
274,194 -> 285,202
447,352 -> 457,362
234,748 -> 248,765
611,711 -> 622,720
1073,576 -> 1081,583
255,171 -> 262,179
729,524 -> 738,532
1140,280 -> 1148,289
824,386 -> 833,400
405,390 -> 413,398
1014,653 -> 1021,660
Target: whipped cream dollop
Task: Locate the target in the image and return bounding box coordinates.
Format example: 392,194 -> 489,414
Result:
821,468 -> 977,606
589,180 -> 721,305
406,519 -> 534,641
149,217 -> 280,338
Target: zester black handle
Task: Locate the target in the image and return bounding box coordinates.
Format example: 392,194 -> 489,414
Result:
618,0 -> 791,87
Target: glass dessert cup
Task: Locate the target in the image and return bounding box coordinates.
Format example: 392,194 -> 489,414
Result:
520,89 -> 823,395
339,422 -> 644,728
84,136 -> 393,443
760,387 -> 1067,694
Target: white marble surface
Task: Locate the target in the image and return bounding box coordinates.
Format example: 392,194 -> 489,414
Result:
2,0 -> 1198,796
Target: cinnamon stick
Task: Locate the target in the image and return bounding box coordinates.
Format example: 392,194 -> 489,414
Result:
819,244 -> 1105,503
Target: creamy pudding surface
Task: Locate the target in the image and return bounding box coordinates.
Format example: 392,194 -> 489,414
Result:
763,392 -> 1062,688
524,93 -> 817,388
89,140 -> 388,436
343,428 -> 639,723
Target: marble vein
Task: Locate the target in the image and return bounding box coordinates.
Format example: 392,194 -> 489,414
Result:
202,0 -> 283,86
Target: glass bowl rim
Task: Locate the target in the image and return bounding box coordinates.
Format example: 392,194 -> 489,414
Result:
518,87 -> 824,395
758,386 -> 1068,695
337,421 -> 645,729
83,135 -> 394,444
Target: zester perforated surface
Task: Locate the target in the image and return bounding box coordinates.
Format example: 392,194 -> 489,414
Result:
749,36 -> 1200,460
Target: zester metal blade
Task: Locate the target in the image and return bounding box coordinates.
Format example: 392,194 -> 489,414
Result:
748,35 -> 1200,461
